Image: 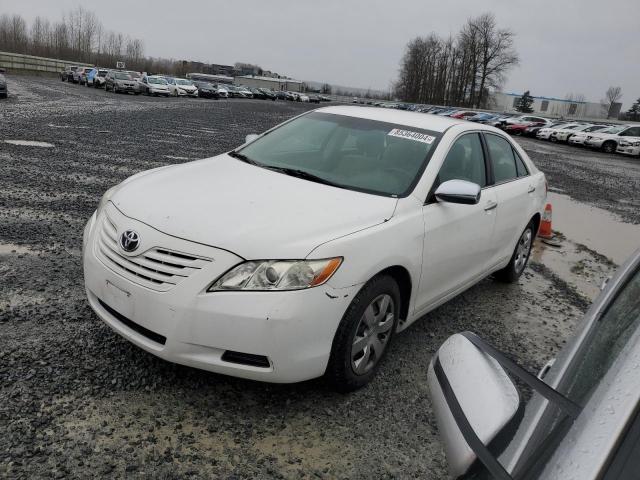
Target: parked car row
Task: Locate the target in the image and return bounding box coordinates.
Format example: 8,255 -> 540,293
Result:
59,65 -> 331,104
371,102 -> 640,158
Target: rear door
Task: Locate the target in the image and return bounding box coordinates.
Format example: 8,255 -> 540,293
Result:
418,132 -> 498,311
483,133 -> 534,268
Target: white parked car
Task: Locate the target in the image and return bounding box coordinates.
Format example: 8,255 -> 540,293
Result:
551,124 -> 609,143
214,84 -> 229,98
536,123 -> 581,140
235,86 -> 253,98
584,125 -> 640,153
427,249 -> 640,480
568,126 -> 615,146
166,78 -> 198,97
83,107 -> 546,391
297,94 -> 310,102
140,75 -> 170,97
616,137 -> 640,156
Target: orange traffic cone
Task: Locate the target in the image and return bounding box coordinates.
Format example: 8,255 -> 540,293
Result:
538,203 -> 553,239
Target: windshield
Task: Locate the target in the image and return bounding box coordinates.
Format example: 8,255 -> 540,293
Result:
98,71 -> 108,77
115,73 -> 131,80
148,77 -> 167,85
605,126 -> 625,134
176,79 -> 192,85
237,111 -> 441,196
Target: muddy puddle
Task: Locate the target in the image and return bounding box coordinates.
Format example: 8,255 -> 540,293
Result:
0,243 -> 39,255
547,192 -> 640,265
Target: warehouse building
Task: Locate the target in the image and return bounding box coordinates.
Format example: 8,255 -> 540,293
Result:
491,92 -> 620,120
234,75 -> 303,92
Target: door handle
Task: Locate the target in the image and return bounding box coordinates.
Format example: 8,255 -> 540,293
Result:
528,185 -> 536,193
484,200 -> 498,211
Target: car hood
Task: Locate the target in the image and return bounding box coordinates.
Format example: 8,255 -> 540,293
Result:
110,154 -> 397,259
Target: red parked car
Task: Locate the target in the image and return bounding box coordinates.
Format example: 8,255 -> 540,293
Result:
450,111 -> 478,119
505,121 -> 545,135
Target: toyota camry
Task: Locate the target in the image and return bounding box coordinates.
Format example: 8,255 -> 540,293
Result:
83,106 -> 546,391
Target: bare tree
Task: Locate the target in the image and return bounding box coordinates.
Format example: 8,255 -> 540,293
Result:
601,86 -> 623,118
395,13 -> 519,107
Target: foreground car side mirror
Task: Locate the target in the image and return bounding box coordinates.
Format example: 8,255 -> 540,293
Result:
434,179 -> 481,205
426,333 -> 520,477
245,134 -> 260,144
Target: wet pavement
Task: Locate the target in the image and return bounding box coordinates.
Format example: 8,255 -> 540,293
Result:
0,76 -> 638,479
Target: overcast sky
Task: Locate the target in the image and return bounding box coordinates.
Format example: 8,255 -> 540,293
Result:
8,0 -> 640,107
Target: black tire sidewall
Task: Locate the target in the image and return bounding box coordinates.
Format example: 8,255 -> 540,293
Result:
326,275 -> 401,392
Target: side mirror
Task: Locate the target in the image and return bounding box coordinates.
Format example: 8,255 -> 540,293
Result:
435,180 -> 481,205
427,333 -> 520,478
245,134 -> 260,144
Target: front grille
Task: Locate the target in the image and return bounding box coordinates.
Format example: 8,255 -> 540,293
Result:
99,299 -> 166,345
221,351 -> 270,368
95,214 -> 212,292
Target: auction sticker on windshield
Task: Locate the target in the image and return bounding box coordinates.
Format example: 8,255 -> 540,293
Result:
388,128 -> 436,144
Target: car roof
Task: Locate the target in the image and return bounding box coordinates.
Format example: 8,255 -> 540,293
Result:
315,106 -> 469,133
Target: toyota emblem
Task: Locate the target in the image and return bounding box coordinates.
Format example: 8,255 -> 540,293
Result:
119,230 -> 140,252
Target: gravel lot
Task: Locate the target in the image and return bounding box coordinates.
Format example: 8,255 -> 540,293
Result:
0,76 -> 633,479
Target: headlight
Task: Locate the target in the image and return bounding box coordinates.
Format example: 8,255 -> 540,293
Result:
632,141 -> 640,147
97,185 -> 118,213
208,258 -> 342,292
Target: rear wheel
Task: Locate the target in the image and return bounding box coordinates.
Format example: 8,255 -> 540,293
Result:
326,275 -> 400,392
494,222 -> 534,283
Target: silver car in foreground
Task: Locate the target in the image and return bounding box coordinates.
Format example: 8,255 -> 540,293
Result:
428,249 -> 640,479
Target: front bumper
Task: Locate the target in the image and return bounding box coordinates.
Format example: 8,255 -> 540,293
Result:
568,136 -> 586,145
617,145 -> 640,156
83,205 -> 358,383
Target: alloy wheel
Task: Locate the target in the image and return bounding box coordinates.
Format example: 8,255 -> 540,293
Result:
514,228 -> 533,273
351,294 -> 395,375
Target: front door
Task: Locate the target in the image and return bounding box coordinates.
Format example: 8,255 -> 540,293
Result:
417,132 -> 498,312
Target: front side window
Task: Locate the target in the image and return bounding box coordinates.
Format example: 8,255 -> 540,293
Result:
437,133 -> 486,187
485,134 -> 518,183
237,112 -> 441,196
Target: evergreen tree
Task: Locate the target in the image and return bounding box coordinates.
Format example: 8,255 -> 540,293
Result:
515,90 -> 534,113
627,98 -> 640,121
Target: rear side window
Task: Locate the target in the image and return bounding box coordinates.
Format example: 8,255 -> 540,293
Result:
485,134 -> 518,183
438,133 -> 487,187
513,149 -> 529,177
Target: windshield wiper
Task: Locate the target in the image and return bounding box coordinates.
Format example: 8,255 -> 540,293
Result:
264,166 -> 344,188
228,150 -> 261,166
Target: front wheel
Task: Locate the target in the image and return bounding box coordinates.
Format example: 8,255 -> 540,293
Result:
494,222 -> 534,283
602,141 -> 616,154
326,275 -> 400,392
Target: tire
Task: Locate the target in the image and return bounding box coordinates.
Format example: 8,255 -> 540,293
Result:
326,275 -> 400,392
602,141 -> 616,154
494,221 -> 535,283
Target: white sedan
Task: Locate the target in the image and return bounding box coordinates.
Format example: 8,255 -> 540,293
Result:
584,125 -> 640,153
552,124 -> 609,143
83,106 -> 546,391
616,137 -> 640,156
536,123 -> 582,140
166,78 -> 198,97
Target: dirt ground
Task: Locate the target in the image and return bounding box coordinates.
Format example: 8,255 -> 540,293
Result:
0,76 -> 637,479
